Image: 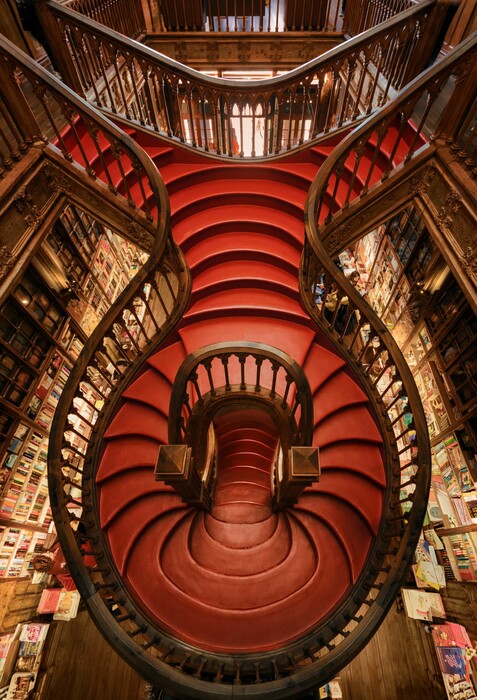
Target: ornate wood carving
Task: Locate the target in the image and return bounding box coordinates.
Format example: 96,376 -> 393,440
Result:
43,162 -> 73,193
14,187 -> 43,230
147,35 -> 342,70
0,246 -> 15,281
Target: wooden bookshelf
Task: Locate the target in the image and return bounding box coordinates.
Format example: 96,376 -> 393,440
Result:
0,203 -> 148,580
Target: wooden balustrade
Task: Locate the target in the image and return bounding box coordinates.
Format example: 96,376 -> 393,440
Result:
344,0 -> 417,37
169,342 -> 313,444
36,0 -> 444,158
57,0 -> 146,38
155,0 -> 418,33
0,34 -> 167,241
305,32 -> 477,235
165,341 -> 315,510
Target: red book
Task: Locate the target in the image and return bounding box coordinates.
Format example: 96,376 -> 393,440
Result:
37,588 -> 62,614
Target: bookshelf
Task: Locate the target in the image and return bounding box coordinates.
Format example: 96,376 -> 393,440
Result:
350,204 -> 477,585
0,203 -> 147,579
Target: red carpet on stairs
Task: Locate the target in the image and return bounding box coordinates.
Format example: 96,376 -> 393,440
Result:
92,136 -> 387,654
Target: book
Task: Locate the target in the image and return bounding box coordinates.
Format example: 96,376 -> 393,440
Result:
37,588 -> 62,615
53,589 -> 81,621
18,624 -> 48,645
5,672 -> 36,700
412,561 -> 446,590
401,588 -> 446,621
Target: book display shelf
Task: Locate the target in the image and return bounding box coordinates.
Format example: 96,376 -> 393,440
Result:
0,204 -> 147,580
350,204 -> 477,586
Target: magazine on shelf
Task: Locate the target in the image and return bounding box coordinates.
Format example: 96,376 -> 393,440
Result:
5,672 -> 36,700
412,560 -> 446,590
37,588 -> 62,615
401,588 -> 446,621
53,589 -> 81,621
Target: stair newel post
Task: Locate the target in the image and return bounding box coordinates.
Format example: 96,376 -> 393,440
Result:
435,55 -> 477,147
34,0 -> 86,96
0,54 -> 44,148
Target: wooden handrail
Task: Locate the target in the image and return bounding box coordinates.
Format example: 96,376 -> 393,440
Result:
35,0 -> 446,158
169,341 -> 314,445
57,0 -> 146,38
304,32 -> 477,235
0,34 -> 168,248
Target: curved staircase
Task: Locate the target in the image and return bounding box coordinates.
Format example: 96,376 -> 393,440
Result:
82,136 -> 389,677
4,19 -> 476,696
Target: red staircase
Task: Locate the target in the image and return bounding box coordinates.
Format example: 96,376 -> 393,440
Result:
93,136 -> 387,654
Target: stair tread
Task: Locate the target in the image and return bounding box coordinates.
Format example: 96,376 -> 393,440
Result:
185,231 -> 301,269
172,204 -> 304,245
179,318 -> 315,366
312,371 -> 368,422
99,467 -> 176,528
185,287 -> 308,318
96,436 -> 162,481
192,260 -> 298,294
122,368 -> 171,414
314,404 -> 383,445
104,401 -> 168,441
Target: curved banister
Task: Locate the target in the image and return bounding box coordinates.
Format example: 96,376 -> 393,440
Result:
36,0 -> 445,158
164,342 -> 316,511
304,31 -> 477,239
0,35 -> 168,240
169,341 -> 314,446
11,13 -> 472,699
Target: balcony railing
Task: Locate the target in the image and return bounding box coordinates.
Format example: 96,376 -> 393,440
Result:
35,0 -> 446,158
304,31 -> 477,235
154,0 -> 417,33
58,0 -> 146,38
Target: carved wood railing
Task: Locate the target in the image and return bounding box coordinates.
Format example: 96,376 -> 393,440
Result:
164,342 -> 317,510
169,342 -> 313,446
344,0 -> 418,37
155,0 -> 418,33
0,34 -> 167,240
35,0 -> 447,158
56,0 -> 146,38
294,35 -> 477,691
304,31 -> 477,236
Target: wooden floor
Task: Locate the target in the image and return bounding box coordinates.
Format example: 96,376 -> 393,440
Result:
40,612 -> 146,700
13,601 -> 444,700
